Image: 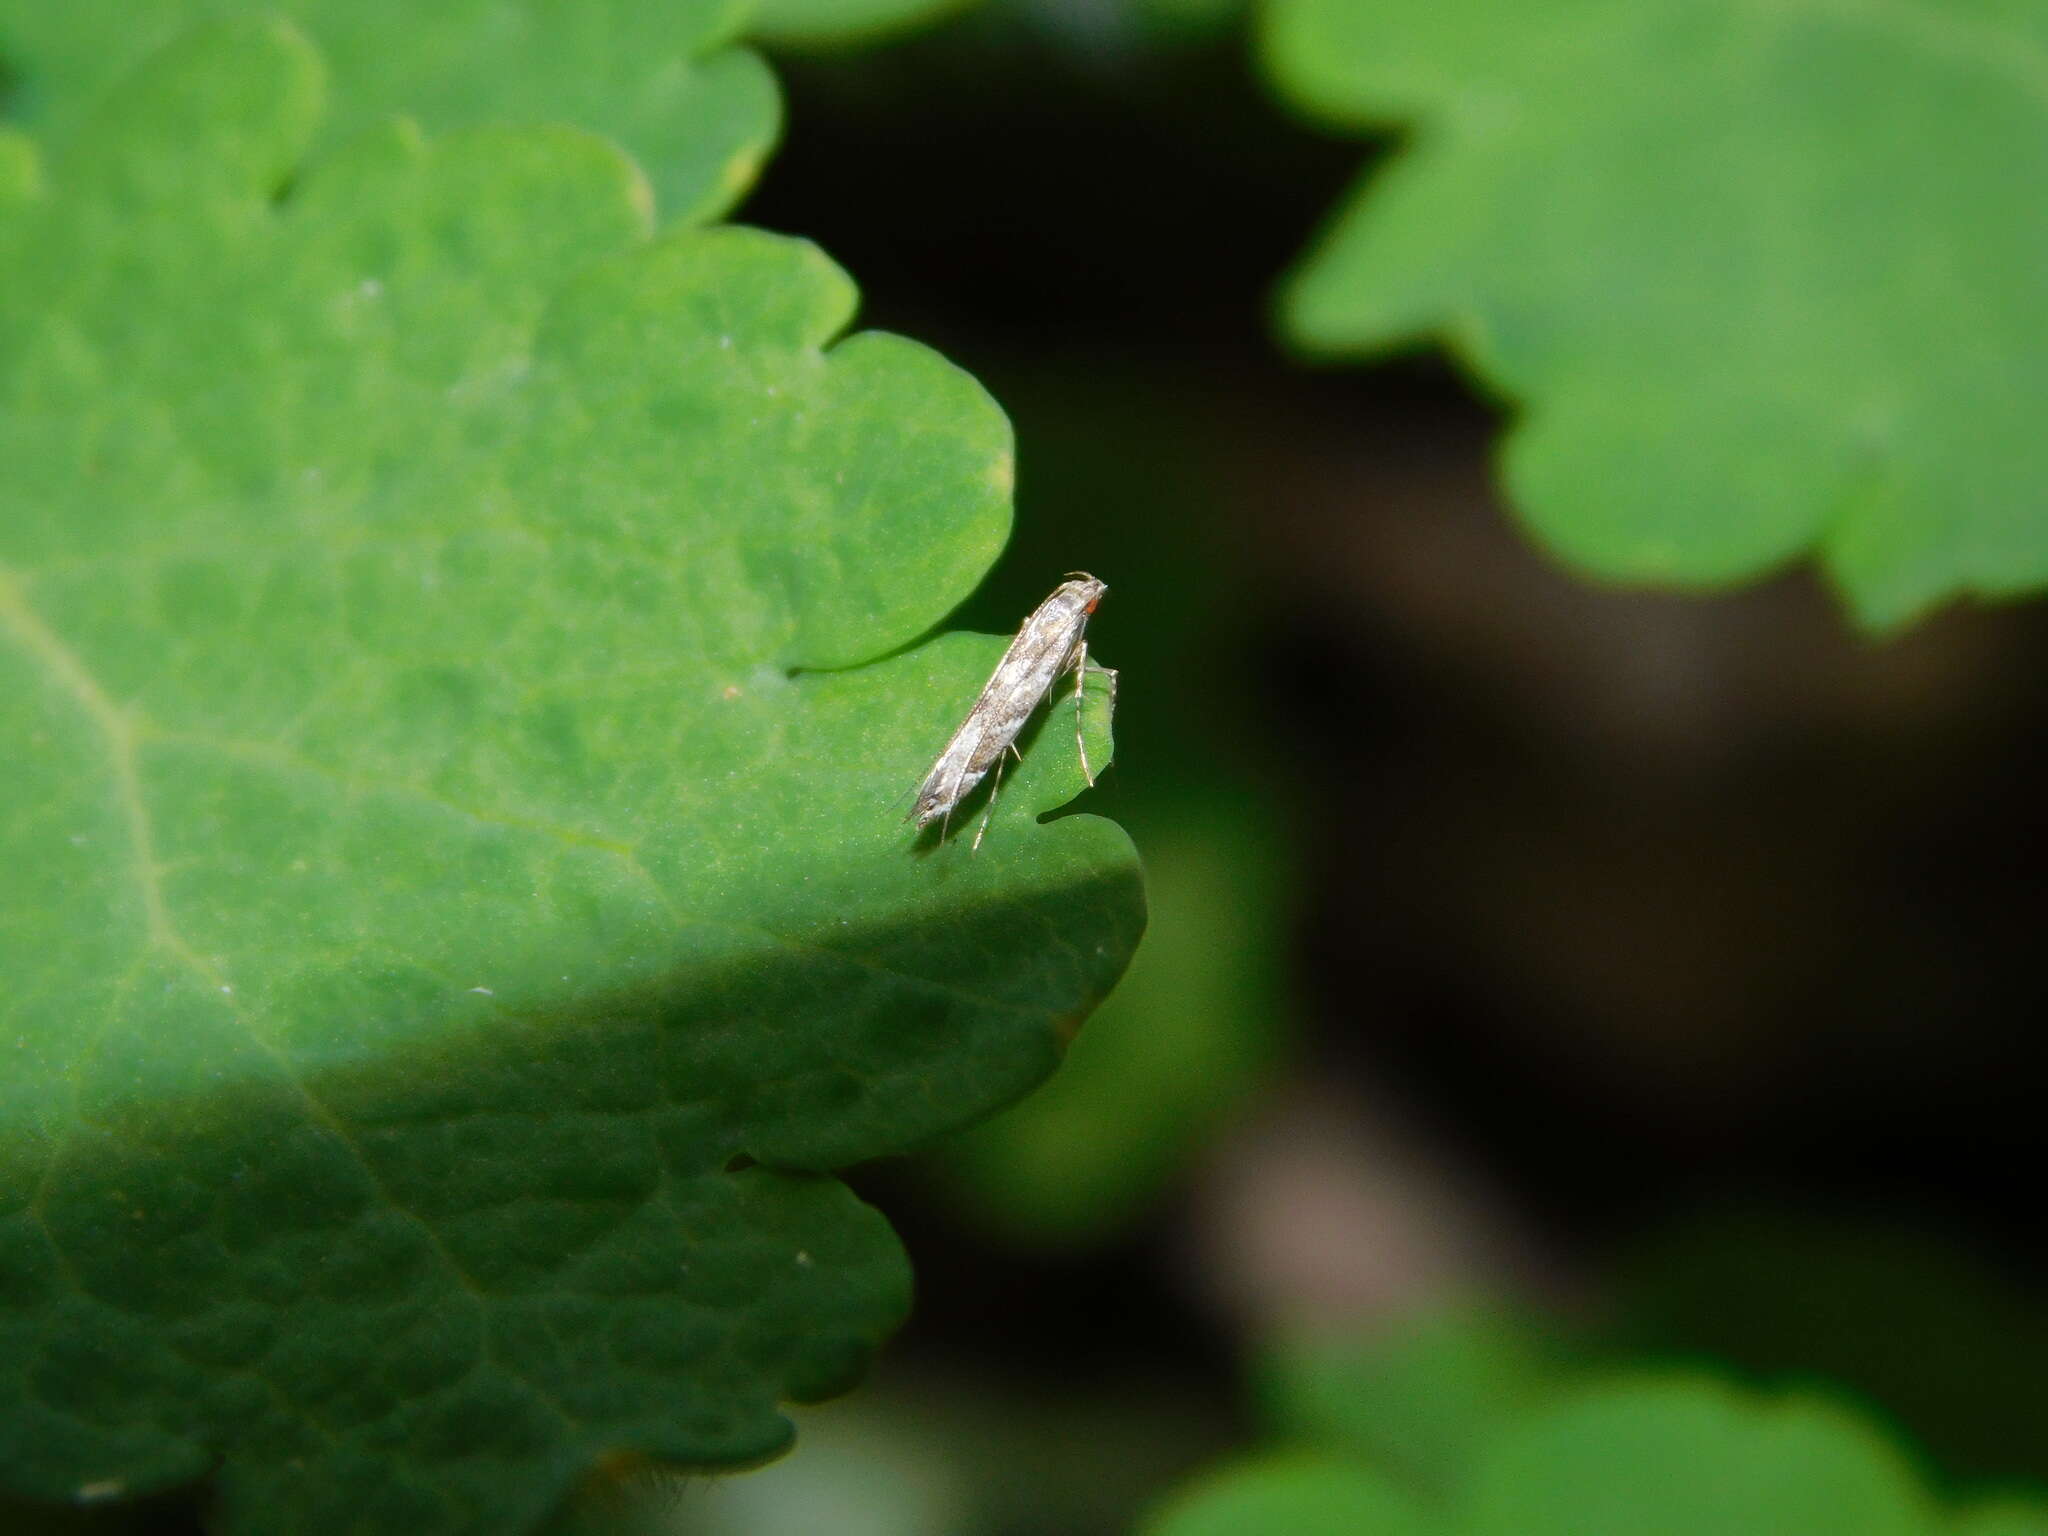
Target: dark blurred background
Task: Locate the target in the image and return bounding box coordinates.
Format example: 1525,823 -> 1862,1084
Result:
707,6 -> 2048,1532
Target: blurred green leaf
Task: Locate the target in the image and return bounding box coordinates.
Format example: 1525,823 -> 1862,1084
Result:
1140,1454 -> 1427,1536
1259,1307 -> 1574,1497
936,791 -> 1284,1248
1262,0 -> 2048,627
1621,1210 -> 2048,1484
1149,1377 -> 1989,1536
1463,1380 -> 1931,1536
0,21 -> 1139,1534
1954,1505 -> 2048,1536
0,130 -> 37,206
0,0 -> 775,223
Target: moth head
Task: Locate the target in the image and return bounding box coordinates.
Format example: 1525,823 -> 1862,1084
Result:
1061,572 -> 1107,612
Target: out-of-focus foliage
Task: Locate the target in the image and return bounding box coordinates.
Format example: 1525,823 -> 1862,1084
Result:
0,20 -> 1139,1533
1955,1508 -> 2048,1536
1456,1381 -> 1933,1536
1259,1309 -> 1577,1497
1622,1210 -> 2048,1485
1148,1365 -> 2048,1536
1262,0 -> 2048,629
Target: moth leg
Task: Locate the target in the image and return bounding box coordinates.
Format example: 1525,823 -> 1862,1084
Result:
1071,641 -> 1096,786
972,753 -> 1008,853
1068,641 -> 1118,786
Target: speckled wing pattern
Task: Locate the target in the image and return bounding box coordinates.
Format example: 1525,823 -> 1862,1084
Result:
910,576 -> 1107,833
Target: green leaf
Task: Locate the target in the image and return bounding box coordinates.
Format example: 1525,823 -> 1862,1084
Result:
1149,1370 -> 2040,1536
1460,1379 -> 1932,1536
0,20 -> 1140,1534
1954,1504 -> 2048,1536
1259,1307 -> 1574,1497
0,131 -> 37,208
1620,1209 -> 2048,1483
1262,0 -> 2048,628
0,0 -> 776,224
1140,1454 -> 1428,1536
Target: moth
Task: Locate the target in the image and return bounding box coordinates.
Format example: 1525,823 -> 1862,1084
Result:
910,574 -> 1116,849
